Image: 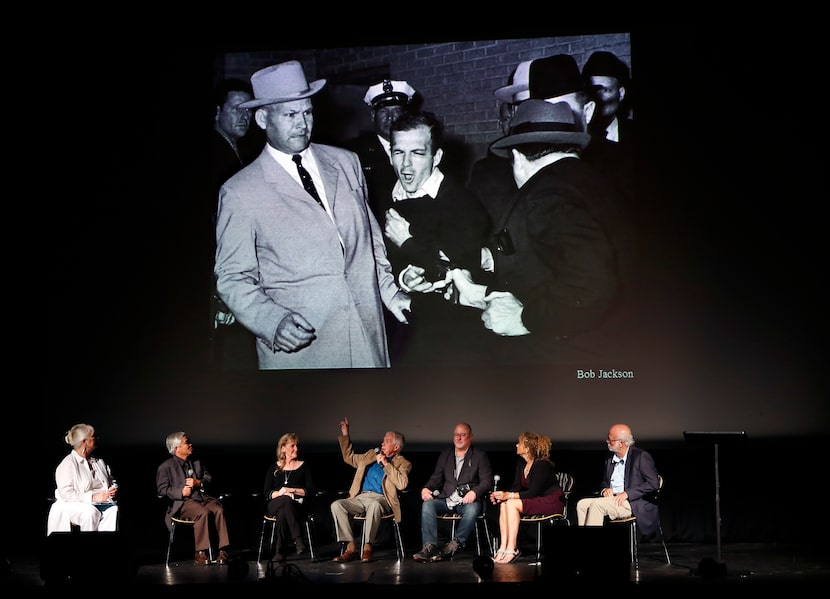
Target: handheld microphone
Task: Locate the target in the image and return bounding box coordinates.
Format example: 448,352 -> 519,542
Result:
187,467 -> 195,478
374,447 -> 380,454
493,474 -> 500,492
433,489 -> 440,497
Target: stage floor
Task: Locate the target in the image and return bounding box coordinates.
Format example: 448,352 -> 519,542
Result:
4,540 -> 829,593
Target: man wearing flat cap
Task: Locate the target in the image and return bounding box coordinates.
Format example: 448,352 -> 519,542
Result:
214,61 -> 411,369
347,80 -> 417,224
448,100 -> 636,365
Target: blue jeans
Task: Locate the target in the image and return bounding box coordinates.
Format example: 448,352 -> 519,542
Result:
420,497 -> 482,546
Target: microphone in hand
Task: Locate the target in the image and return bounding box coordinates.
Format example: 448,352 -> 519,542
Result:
493,474 -> 500,492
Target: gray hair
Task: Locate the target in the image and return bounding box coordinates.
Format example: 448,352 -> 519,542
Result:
389,431 -> 405,450
65,423 -> 94,448
165,431 -> 187,455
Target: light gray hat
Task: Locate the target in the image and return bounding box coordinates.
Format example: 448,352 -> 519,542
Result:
239,60 -> 326,109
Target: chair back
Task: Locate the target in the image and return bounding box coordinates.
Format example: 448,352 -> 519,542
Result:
556,471 -> 574,520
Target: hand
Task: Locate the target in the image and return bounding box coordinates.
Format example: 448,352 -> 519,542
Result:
420,488 -> 434,501
339,417 -> 350,436
376,452 -> 387,467
482,291 -> 531,336
274,312 -> 316,352
613,491 -> 628,506
383,208 -> 413,248
401,265 -> 449,293
447,268 -> 488,309
214,308 -> 236,327
461,490 -> 477,504
388,293 -> 411,324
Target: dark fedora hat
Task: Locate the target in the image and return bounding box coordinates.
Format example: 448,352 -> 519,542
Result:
582,51 -> 631,86
528,54 -> 586,100
489,99 -> 591,158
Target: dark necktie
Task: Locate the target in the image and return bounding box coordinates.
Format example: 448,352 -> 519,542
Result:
292,154 -> 324,208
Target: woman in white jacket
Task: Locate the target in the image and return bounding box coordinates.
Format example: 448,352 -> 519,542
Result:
47,423 -> 119,535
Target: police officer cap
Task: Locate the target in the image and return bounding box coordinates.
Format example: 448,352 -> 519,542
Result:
364,80 -> 416,108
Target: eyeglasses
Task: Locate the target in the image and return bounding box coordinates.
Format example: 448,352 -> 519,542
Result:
454,433 -> 470,438
606,438 -> 623,444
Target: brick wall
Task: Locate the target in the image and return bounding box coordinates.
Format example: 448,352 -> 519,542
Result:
217,33 -> 630,178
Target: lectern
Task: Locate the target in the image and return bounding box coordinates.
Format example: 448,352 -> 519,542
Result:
683,431 -> 746,564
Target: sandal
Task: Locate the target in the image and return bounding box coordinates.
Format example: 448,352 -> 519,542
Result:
506,549 -> 521,564
492,549 -> 506,563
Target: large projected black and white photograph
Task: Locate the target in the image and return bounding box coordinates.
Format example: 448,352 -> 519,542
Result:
17,27 -> 826,589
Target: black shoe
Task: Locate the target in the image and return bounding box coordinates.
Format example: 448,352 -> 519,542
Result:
413,543 -> 440,562
294,538 -> 307,555
436,539 -> 461,561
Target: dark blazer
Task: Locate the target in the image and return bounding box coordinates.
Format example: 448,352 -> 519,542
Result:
506,458 -> 560,499
347,132 -> 398,223
466,152 -> 519,227
423,445 -> 494,502
156,456 -> 214,531
600,445 -> 660,536
489,157 -> 636,363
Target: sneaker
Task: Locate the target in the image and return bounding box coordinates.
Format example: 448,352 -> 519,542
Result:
437,539 -> 461,560
413,543 -> 439,562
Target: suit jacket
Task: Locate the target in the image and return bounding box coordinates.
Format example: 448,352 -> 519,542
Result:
156,456 -> 213,531
338,435 -> 411,523
490,157 -> 637,363
600,445 -> 660,536
215,143 -> 408,369
466,152 -> 519,226
423,445 -> 494,501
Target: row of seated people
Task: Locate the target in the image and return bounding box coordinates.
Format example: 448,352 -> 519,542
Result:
48,422 -> 665,570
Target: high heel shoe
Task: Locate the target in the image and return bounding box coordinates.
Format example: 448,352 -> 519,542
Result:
505,549 -> 521,564
491,549 -> 506,562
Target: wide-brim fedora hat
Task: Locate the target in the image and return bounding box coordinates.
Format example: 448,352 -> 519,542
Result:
239,60 -> 326,109
528,54 -> 586,100
494,60 -> 533,104
489,99 -> 591,158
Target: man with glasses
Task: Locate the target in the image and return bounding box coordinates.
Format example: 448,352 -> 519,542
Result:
413,423 -> 494,562
156,432 -> 232,565
467,60 -> 532,223
575,423 -> 660,533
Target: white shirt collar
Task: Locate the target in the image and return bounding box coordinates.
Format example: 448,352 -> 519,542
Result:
391,168 -> 444,202
605,116 -> 620,142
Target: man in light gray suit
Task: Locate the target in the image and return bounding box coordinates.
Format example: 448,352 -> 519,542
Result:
215,61 -> 410,369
